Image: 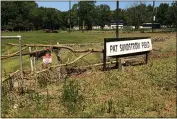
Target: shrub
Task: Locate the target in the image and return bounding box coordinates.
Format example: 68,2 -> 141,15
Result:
61,79 -> 84,114
37,73 -> 48,88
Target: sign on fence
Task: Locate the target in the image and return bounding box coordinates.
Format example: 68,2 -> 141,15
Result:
103,37 -> 152,70
42,53 -> 52,64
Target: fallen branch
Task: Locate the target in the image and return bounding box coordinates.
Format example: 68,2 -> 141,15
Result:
1,48 -> 51,60
7,43 -> 19,46
2,70 -> 20,82
81,58 -> 142,68
7,43 -> 103,53
26,44 -> 103,53
1,47 -> 102,60
81,60 -> 117,68
62,43 -> 103,47
36,51 -> 91,74
7,42 -> 103,47
1,46 -> 28,59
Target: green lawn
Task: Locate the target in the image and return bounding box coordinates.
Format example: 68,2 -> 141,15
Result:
2,30 -> 175,44
1,31 -> 176,75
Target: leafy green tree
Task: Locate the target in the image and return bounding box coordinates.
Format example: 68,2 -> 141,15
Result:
96,4 -> 111,29
112,8 -> 128,26
71,3 -> 79,27
61,11 -> 69,30
146,4 -> 154,23
126,2 -> 153,29
156,3 -> 169,26
78,1 -> 96,30
2,1 -> 38,31
1,1 -> 176,31
170,1 -> 177,27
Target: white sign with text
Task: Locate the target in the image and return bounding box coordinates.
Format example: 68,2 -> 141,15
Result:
106,38 -> 152,57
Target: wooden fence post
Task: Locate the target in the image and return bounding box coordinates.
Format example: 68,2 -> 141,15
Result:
55,42 -> 62,81
118,58 -> 124,72
29,47 -> 34,72
33,57 -> 36,71
145,51 -> 149,64
33,47 -> 37,72
103,39 -> 106,71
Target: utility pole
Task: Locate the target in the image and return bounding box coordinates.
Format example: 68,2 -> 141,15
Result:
77,6 -> 80,31
78,17 -> 80,30
116,1 -> 119,39
116,1 -> 119,69
69,1 -> 71,32
152,1 -> 155,32
82,20 -> 85,33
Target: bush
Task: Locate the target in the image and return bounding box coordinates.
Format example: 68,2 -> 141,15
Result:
61,79 -> 84,114
37,73 -> 48,88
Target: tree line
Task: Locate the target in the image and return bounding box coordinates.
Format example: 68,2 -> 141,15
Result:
1,1 -> 177,31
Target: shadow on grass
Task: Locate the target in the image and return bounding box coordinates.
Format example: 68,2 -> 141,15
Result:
104,61 -> 145,71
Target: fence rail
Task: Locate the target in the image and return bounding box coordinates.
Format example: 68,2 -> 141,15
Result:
1,41 -> 104,83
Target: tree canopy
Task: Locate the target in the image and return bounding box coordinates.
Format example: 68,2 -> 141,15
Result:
1,1 -> 177,31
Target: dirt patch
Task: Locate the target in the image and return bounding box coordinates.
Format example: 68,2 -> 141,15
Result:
152,36 -> 170,43
150,51 -> 176,59
161,100 -> 176,117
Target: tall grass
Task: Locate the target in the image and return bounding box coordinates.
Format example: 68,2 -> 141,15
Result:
61,79 -> 84,115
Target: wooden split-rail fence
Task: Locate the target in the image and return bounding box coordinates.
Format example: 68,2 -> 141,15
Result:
2,42 -> 119,82
2,40 -> 156,83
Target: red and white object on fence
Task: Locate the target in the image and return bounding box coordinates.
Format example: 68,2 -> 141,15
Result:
42,53 -> 52,64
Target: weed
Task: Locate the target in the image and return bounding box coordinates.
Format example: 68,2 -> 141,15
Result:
61,79 -> 84,114
37,75 -> 48,88
107,98 -> 114,113
1,96 -> 11,118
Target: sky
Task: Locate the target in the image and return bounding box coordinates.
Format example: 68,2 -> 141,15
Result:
36,1 -> 173,11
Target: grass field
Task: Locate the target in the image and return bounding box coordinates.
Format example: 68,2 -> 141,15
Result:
1,30 -> 176,117
1,30 -> 176,73
2,30 -> 176,44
